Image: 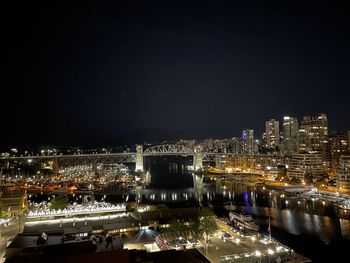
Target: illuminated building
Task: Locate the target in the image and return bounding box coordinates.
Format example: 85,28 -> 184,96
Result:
328,132 -> 349,175
287,153 -> 323,180
297,129 -> 307,153
176,139 -> 196,148
283,116 -> 299,154
0,190 -> 27,218
213,139 -> 229,153
201,138 -> 213,152
242,129 -> 254,154
265,119 -> 280,149
321,139 -> 331,175
229,137 -> 242,154
336,155 -> 350,190
300,113 -> 328,152
221,154 -> 285,176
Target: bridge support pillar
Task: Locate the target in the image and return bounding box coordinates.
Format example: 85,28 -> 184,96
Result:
135,145 -> 144,172
215,155 -> 221,168
193,145 -> 203,171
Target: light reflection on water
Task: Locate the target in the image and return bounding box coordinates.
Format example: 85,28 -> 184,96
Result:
211,180 -> 350,244
27,166 -> 350,246
248,206 -> 344,244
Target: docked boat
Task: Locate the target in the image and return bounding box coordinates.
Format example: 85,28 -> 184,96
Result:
229,211 -> 259,231
224,202 -> 236,211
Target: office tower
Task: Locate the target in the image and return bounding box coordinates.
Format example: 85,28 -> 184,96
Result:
242,129 -> 254,154
265,119 -> 280,149
321,138 -> 331,175
329,132 -> 349,175
337,155 -> 350,190
300,113 -> 328,152
283,116 -> 299,154
201,138 -> 213,152
230,137 -> 242,154
297,129 -> 307,152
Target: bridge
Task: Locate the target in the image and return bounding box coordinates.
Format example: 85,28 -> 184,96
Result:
0,144 -> 231,173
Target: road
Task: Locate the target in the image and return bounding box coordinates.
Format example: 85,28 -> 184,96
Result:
0,217 -> 24,263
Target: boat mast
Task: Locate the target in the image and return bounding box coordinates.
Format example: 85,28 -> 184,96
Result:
268,217 -> 272,241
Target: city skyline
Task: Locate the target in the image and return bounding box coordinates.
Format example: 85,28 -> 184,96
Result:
2,2 -> 350,262
3,1 -> 350,148
0,111 -> 348,151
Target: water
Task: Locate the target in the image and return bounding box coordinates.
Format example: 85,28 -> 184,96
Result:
144,157 -> 350,262
28,157 -> 350,262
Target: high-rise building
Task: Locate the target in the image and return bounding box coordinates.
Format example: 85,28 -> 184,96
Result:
287,153 -> 323,180
321,139 -> 331,175
329,132 -> 349,175
265,119 -> 280,149
283,116 -> 299,154
242,129 -> 254,154
300,113 -> 328,152
297,129 -> 307,152
336,155 -> 350,190
213,139 -> 229,153
229,137 -> 242,154
201,138 -> 213,152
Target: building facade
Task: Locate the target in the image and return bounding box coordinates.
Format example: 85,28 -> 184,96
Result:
242,129 -> 254,154
220,154 -> 285,177
336,155 -> 350,190
283,116 -> 299,154
300,114 -> 328,152
297,129 -> 307,153
287,153 -> 323,180
229,137 -> 242,154
265,119 -> 280,149
329,133 -> 349,175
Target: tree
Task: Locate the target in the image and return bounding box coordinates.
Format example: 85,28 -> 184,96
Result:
304,173 -> 314,184
314,176 -> 327,187
290,177 -> 301,184
159,218 -> 190,239
198,208 -> 218,254
50,196 -> 68,210
126,202 -> 137,212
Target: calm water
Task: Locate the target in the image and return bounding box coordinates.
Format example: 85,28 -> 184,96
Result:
29,157 -> 350,262
145,157 -> 350,262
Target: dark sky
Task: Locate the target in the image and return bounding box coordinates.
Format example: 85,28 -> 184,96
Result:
3,0 -> 350,149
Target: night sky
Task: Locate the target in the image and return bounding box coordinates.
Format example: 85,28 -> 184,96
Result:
3,1 -> 350,149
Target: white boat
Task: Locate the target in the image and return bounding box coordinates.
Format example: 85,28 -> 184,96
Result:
224,202 -> 236,211
229,211 -> 259,231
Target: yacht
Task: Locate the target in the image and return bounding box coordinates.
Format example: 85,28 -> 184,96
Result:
224,202 -> 236,211
229,211 -> 259,231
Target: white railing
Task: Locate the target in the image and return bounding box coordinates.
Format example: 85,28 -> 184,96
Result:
27,203 -> 126,218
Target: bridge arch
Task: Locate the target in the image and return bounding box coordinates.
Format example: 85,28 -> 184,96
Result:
141,144 -> 202,171
143,144 -> 194,155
